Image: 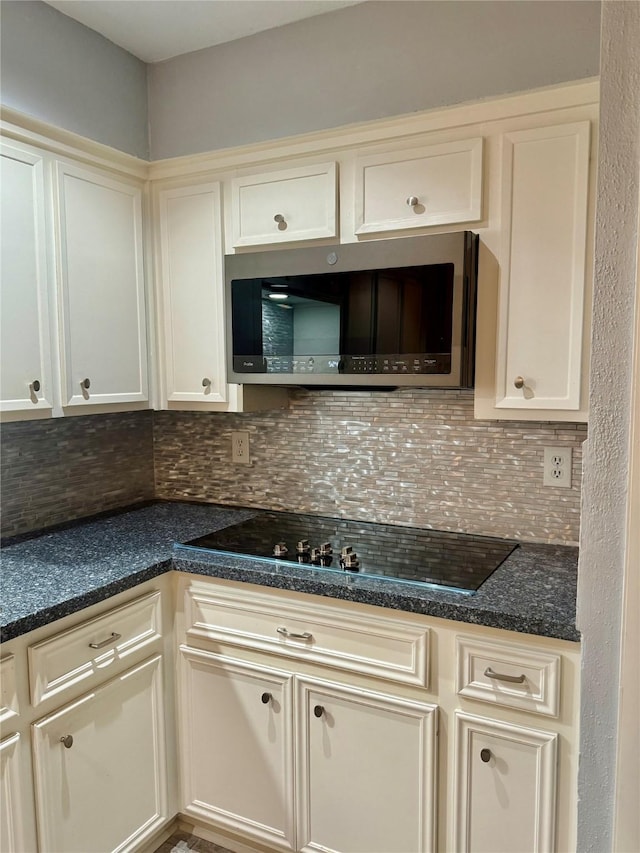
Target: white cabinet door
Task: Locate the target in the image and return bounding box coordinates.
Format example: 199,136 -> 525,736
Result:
31,654 -> 168,853
295,676 -> 438,853
354,138 -> 483,235
157,183 -> 229,404
0,142 -> 55,414
453,711 -> 558,853
495,122 -> 591,413
179,647 -> 295,851
55,161 -> 148,408
231,162 -> 337,247
0,734 -> 27,853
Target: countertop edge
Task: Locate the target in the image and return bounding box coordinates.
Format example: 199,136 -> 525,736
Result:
1,555 -> 579,644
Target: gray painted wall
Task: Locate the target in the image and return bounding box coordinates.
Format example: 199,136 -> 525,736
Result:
148,0 -> 601,160
0,1 -> 149,158
577,2 -> 640,850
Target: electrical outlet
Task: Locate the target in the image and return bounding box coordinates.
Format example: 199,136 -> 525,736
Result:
543,447 -> 572,488
231,430 -> 251,465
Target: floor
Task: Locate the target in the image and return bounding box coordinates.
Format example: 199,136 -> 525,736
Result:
153,830 -> 235,853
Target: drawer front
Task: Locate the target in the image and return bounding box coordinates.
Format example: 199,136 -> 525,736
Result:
456,635 -> 561,717
185,583 -> 429,688
0,656 -> 19,725
355,137 -> 483,234
231,162 -> 337,247
28,591 -> 162,706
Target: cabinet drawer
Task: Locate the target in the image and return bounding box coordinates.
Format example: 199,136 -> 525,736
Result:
230,162 -> 337,247
28,591 -> 162,706
354,137 -> 483,234
456,635 -> 561,717
185,583 -> 429,688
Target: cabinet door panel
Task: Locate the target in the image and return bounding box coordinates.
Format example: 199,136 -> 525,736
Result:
296,677 -> 437,853
1,734 -> 27,853
355,138 -> 483,234
158,183 -> 228,403
0,143 -> 54,413
55,162 -> 148,407
497,122 -> 590,411
32,655 -> 167,853
179,648 -> 295,851
453,711 -> 557,853
231,163 -> 337,247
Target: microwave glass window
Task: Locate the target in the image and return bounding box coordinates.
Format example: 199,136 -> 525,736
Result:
230,263 -> 454,375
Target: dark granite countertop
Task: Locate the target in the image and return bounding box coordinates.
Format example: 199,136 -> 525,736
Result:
0,501 -> 580,643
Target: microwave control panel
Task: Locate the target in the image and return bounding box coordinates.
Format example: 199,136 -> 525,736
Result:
233,354 -> 452,375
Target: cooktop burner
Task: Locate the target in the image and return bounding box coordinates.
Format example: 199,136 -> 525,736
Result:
183,511 -> 518,593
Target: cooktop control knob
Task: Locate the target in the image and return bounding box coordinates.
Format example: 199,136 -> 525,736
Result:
320,543 -> 333,555
340,547 -> 360,572
297,540 -> 310,554
273,542 -> 288,557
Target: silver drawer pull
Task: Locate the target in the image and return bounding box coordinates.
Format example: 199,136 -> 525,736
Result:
276,626 -> 313,641
89,632 -> 121,650
484,667 -> 526,684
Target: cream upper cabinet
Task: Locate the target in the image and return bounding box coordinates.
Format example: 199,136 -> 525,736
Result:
354,137 -> 483,235
0,141 -> 55,415
476,120 -> 593,421
157,182 -> 229,405
154,180 -> 288,413
230,162 -> 338,247
54,161 -> 148,408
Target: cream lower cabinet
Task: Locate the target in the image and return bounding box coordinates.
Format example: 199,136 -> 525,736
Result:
0,734 -> 28,853
178,648 -> 438,853
452,712 -> 558,853
179,648 -> 295,851
177,578 -> 580,853
31,653 -> 168,853
295,677 -> 437,853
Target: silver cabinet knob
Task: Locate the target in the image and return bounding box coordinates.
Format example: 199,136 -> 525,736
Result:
80,378 -> 91,390
60,735 -> 74,749
29,379 -> 41,393
480,748 -> 491,763
406,196 -> 419,207
514,376 -> 525,389
274,214 -> 287,231
202,377 -> 211,388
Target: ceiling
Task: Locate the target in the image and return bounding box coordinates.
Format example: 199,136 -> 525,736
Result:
43,0 -> 367,63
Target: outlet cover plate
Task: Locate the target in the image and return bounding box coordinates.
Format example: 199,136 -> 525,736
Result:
231,430 -> 251,465
543,446 -> 572,488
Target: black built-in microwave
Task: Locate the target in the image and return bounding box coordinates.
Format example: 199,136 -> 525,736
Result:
225,231 -> 478,389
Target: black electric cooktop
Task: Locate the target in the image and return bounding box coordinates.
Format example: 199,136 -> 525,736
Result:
183,511 -> 518,594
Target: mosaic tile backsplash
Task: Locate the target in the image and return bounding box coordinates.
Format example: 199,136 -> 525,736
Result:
1,392 -> 586,543
1,411 -> 155,537
154,389 -> 586,545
